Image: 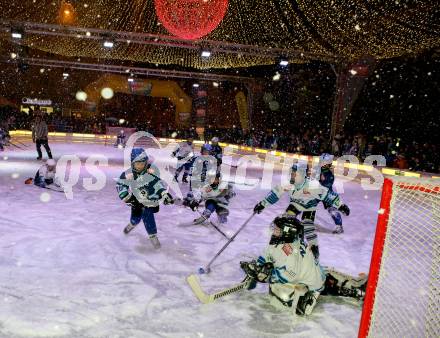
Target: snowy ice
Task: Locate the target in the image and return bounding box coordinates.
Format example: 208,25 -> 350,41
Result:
0,141 -> 380,337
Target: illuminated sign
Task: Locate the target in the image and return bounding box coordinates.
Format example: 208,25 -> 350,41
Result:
22,98 -> 52,106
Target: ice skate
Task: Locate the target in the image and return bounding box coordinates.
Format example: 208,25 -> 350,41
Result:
123,223 -> 137,234
332,225 -> 344,234
149,234 -> 161,249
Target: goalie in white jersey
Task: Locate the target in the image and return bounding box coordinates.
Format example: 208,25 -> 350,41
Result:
240,215 -> 367,316
254,162 -> 350,258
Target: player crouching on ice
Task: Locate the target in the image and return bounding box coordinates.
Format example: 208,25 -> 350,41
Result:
240,215 -> 367,316
116,148 -> 173,249
25,159 -> 63,190
183,174 -> 235,225
253,162 -> 350,258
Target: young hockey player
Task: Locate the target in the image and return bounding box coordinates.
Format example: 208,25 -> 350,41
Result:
172,136 -> 195,183
189,143 -> 217,191
240,214 -> 367,316
0,127 -> 5,151
253,162 -> 350,258
114,130 -> 126,148
317,153 -> 344,234
32,159 -> 61,189
183,174 -> 235,225
210,137 -> 223,169
116,148 -> 173,249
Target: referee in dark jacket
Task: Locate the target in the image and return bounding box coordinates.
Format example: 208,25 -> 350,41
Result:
32,114 -> 52,160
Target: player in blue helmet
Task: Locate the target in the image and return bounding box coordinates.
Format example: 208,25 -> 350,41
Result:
317,153 -> 345,234
210,137 -> 223,169
116,148 -> 174,248
201,143 -> 212,154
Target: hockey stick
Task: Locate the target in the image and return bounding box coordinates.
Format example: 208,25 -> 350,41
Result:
225,180 -> 258,187
223,162 -> 238,169
195,210 -> 231,240
173,198 -> 231,240
199,212 -> 255,274
12,139 -> 30,147
8,141 -> 25,150
186,274 -> 251,304
207,220 -> 230,240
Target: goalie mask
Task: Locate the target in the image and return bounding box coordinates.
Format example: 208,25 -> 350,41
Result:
269,215 -> 304,245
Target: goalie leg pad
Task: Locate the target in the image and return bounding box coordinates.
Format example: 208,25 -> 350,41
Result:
297,290 -> 320,315
269,283 -> 309,312
323,267 -> 368,300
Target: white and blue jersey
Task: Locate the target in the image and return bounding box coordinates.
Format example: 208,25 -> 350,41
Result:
258,239 -> 326,291
34,164 -> 57,187
190,155 -> 217,190
192,182 -> 235,209
116,163 -> 166,208
172,141 -> 194,161
261,178 -> 342,213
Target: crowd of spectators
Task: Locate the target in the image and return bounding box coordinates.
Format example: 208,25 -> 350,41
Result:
201,127 -> 439,173
1,107 -> 438,173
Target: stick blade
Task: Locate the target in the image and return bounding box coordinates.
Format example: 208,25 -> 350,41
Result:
186,274 -> 212,304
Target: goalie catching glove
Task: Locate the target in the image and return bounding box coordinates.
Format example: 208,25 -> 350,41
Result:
240,260 -> 273,284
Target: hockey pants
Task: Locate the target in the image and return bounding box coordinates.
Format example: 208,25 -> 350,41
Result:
130,205 -> 157,235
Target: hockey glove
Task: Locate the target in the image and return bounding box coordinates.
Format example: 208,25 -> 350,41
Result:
189,200 -> 199,211
253,202 -> 265,214
124,194 -> 141,208
162,192 -> 174,205
240,260 -> 273,283
338,204 -> 350,216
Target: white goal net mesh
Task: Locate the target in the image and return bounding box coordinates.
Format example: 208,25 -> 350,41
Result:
367,178 -> 439,337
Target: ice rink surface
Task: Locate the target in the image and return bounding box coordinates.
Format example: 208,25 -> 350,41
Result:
0,141 -> 381,338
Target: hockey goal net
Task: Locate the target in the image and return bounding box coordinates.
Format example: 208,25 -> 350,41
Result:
359,177 -> 440,337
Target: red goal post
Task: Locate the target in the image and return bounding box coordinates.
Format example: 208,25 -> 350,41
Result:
359,177 -> 439,337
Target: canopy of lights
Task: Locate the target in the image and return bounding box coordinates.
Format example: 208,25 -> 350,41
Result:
0,0 -> 438,69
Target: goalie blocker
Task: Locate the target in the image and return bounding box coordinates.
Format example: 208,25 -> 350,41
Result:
240,214 -> 367,315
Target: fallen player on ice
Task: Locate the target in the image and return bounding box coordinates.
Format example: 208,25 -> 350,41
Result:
24,159 -> 63,192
